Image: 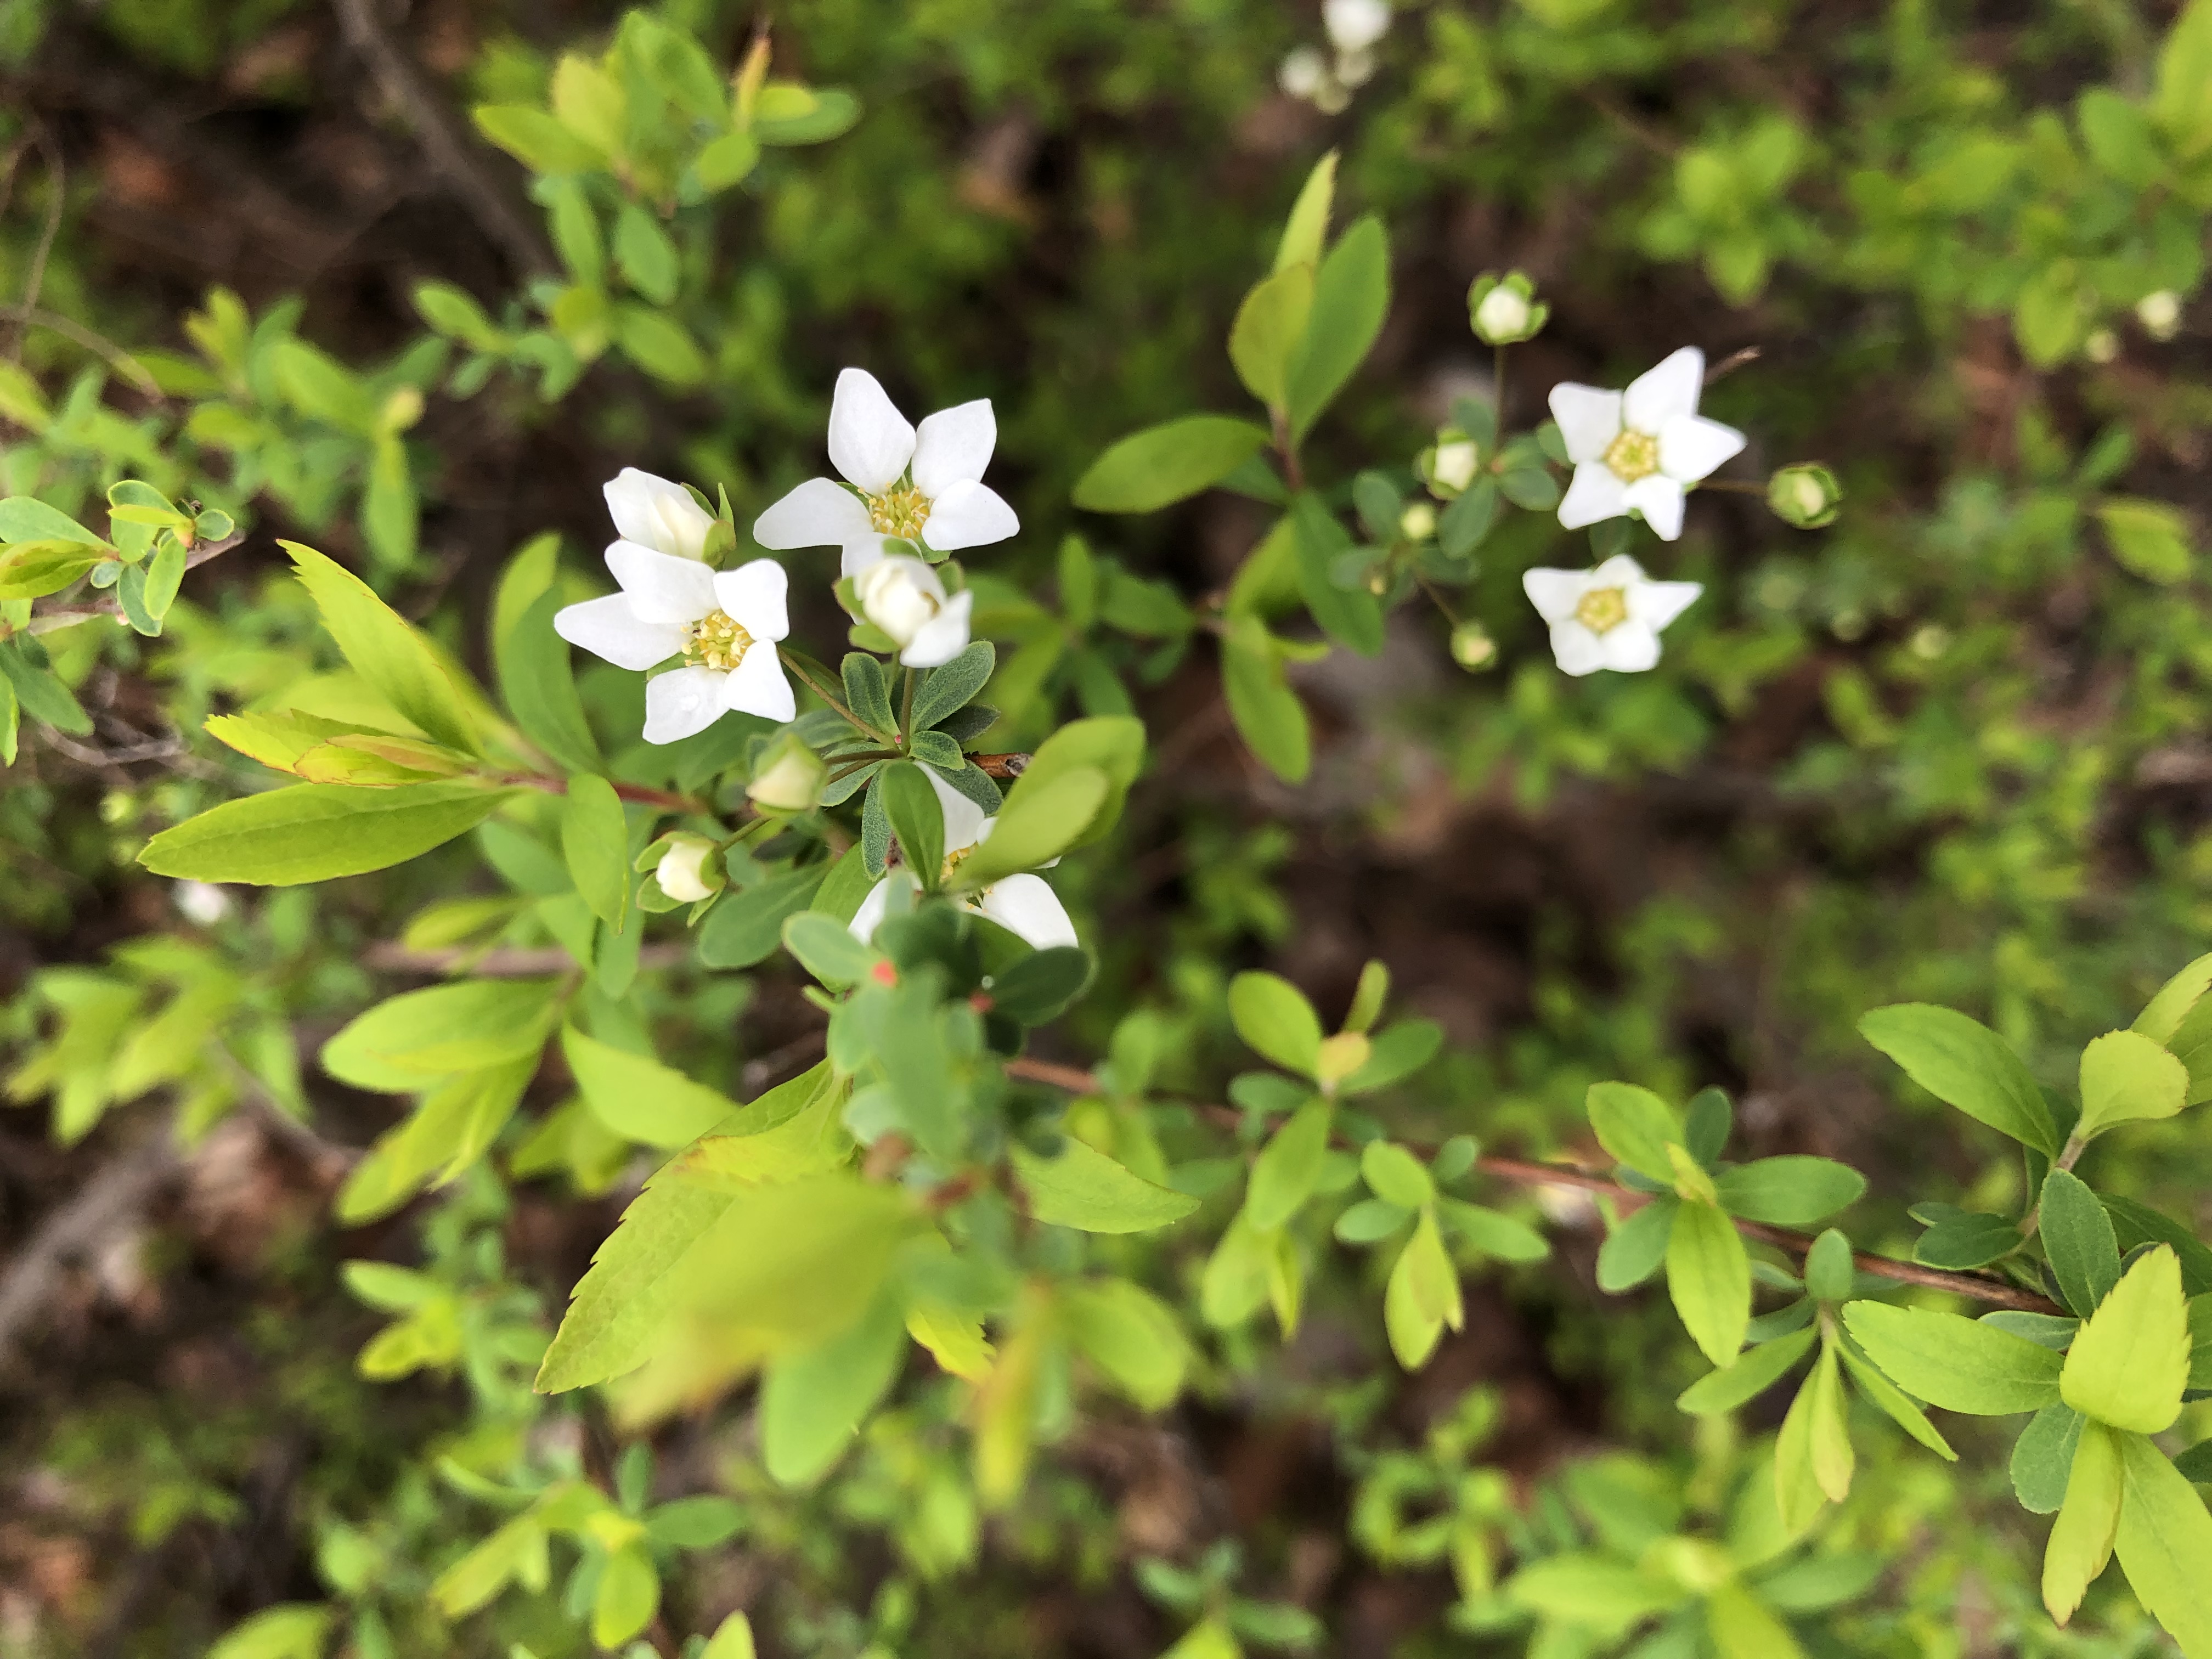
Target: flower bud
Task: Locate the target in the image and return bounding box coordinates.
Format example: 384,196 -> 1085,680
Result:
746,732 -> 828,812
1398,501 -> 1437,543
654,834 -> 721,903
2136,289 -> 2182,342
174,881 -> 232,926
1418,431 -> 1482,499
854,555 -> 974,667
1322,0 -> 1391,53
1448,620 -> 1497,670
2084,327 -> 2119,364
1466,272 -> 1547,346
1766,463 -> 1842,529
1278,46 -> 1327,99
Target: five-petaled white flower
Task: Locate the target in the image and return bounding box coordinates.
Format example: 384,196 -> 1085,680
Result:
554,541 -> 795,744
1548,347 -> 1745,542
856,556 -> 973,668
848,766 -> 1077,953
752,369 -> 1019,578
1522,554 -> 1701,677
604,466 -> 716,562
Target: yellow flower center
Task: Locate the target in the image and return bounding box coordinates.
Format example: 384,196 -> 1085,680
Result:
1575,586 -> 1629,634
682,610 -> 753,673
941,842 -> 975,885
1602,428 -> 1660,483
866,486 -> 933,540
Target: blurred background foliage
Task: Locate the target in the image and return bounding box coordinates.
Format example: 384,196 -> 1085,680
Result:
1,0 -> 2210,1654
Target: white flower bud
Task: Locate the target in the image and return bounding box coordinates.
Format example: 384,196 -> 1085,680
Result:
2084,327 -> 2119,364
1474,284 -> 1532,342
1399,502 -> 1437,542
1323,0 -> 1391,53
603,467 -> 715,562
1279,46 -> 1327,99
747,733 -> 828,812
655,836 -> 719,902
174,881 -> 232,926
2137,289 -> 2182,341
1430,439 -> 1480,494
855,555 -> 974,667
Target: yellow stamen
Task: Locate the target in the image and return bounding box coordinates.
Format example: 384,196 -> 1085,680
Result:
682,610 -> 753,673
1602,428 -> 1660,483
941,842 -> 975,885
866,486 -> 932,540
1575,586 -> 1629,635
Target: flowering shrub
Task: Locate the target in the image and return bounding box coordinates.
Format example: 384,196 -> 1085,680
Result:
4,2 -> 2212,1657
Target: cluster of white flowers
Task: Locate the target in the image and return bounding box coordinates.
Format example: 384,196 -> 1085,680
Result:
1521,346 -> 1745,677
550,371 -> 1071,949
1279,0 -> 1391,115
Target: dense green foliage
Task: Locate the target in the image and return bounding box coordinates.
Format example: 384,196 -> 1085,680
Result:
4,1 -> 2212,1655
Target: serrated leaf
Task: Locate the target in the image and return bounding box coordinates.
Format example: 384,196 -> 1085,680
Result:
1011,1138 -> 1198,1233
562,1025 -> 732,1150
2062,1246 -> 2190,1431
1842,1300 -> 2063,1414
2076,1028 -> 2188,1139
283,542 -> 481,755
1678,1326 -> 1818,1415
2112,1429 -> 2212,1655
1858,1003 -> 2058,1155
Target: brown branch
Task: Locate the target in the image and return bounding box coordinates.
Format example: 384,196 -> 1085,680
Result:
1003,1061 -> 2063,1314
0,1129 -> 182,1368
968,752 -> 1031,780
330,0 -> 555,280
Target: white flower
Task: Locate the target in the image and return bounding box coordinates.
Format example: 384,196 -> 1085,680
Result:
1279,46 -> 1328,99
1334,47 -> 1376,88
1522,554 -> 1701,677
752,369 -> 1019,578
855,556 -> 974,668
848,766 -> 1077,953
1323,0 -> 1391,53
1548,347 -> 1745,542
554,548 -> 794,743
1474,284 -> 1532,342
174,881 -> 232,926
656,836 -> 719,902
2137,290 -> 2182,341
604,467 -> 716,562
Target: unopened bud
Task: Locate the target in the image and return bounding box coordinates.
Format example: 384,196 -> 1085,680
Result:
2137,289 -> 2182,342
747,732 -> 828,812
654,834 -> 721,903
1419,432 -> 1481,499
1766,463 -> 1841,529
1448,620 -> 1496,670
2084,327 -> 2119,364
1467,272 -> 1547,346
380,386 -> 425,433
1398,501 -> 1436,542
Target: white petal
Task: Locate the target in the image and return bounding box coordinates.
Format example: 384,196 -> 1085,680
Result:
1595,620 -> 1663,673
1588,554 -> 1649,589
1621,475 -> 1686,541
1547,384 -> 1624,465
642,667 -> 730,744
849,878 -> 892,944
753,478 -> 872,550
1521,567 -> 1587,625
721,640 -> 795,723
1623,347 -> 1704,433
552,594 -> 685,672
713,558 -> 790,641
921,480 -> 1019,553
900,590 -> 974,669
1658,413 -> 1745,485
1556,464 -> 1629,530
970,874 -> 1079,952
1630,578 -> 1702,633
911,399 -> 997,496
1548,622 -> 1607,677
828,368 -> 916,494
605,468 -> 714,560
840,537 -> 890,578
606,540 -> 718,624
924,762 -> 991,855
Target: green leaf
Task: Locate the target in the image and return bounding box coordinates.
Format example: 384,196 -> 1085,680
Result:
2134,952 -> 2212,1043
2012,1403 -> 2087,1513
1914,1206 -> 2024,1269
645,1496 -> 743,1549
698,864 -> 826,969
2075,1028 -> 2189,1139
1596,1197 -> 1678,1291
472,103 -> 605,172
1359,1141 -> 1433,1211
782,910 -> 877,986
1064,1279 -> 1189,1410
1707,1583 -> 1806,1659
2040,1169 -> 2121,1318
499,586 -> 602,774
613,202 -> 680,304
1272,150 -> 1336,273
336,1057 -> 537,1221
1713,1156 -> 1866,1226
1587,1081 -> 1679,1180
1229,264 -> 1315,412
2101,1193 -> 2212,1294
1011,1137 -> 1199,1233
985,945 -> 1092,1026
912,641 -> 995,730
2062,1245 -> 2190,1432
560,774 -> 631,932
759,1291 -> 905,1485
269,340 -> 377,434
1220,612 -> 1311,784
140,782 -> 511,885
283,542 -> 480,755
1677,1325 -> 1818,1415
1837,1342 -> 1958,1459
613,306 -> 707,387
0,495 -> 104,545
0,539 -> 109,599
1285,216 -> 1389,442
1228,972 -> 1323,1077
561,1025 -> 732,1150
322,979 -> 560,1090
2096,498 -> 2193,585
143,537 -> 185,621
1842,1300 -> 2063,1414
1289,494 -> 1383,656
1804,1228 -> 1855,1302
1667,1200 -> 1750,1366
592,1546 -> 659,1649
1246,1101 -> 1334,1230
1338,1019 -> 1441,1096
2156,0 -> 2212,153
951,768 -> 1108,888
1006,714 -> 1146,850
1438,1198 -> 1548,1262
2042,1419 -> 2122,1624
1072,416 -> 1272,514
1504,1555 -> 1678,1634
879,763 -> 944,890
2113,1429 -> 2212,1655
206,1604 -> 334,1659
1858,1003 -> 2059,1155
1384,1207 -> 1462,1369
